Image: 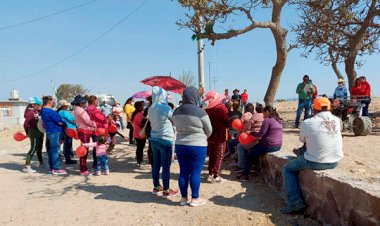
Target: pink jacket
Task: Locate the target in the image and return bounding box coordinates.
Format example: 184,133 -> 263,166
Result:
241,112 -> 264,132
74,106 -> 96,132
84,142 -> 108,156
87,105 -> 108,130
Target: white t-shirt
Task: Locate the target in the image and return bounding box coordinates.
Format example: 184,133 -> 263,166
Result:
300,111 -> 343,163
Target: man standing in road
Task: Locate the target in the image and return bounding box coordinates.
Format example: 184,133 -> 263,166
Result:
294,75 -> 314,128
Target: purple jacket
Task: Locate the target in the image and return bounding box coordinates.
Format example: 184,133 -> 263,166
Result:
251,117 -> 283,147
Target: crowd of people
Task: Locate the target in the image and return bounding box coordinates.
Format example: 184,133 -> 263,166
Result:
21,74 -> 374,212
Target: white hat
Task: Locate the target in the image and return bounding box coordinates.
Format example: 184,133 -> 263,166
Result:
337,78 -> 345,83
58,99 -> 71,107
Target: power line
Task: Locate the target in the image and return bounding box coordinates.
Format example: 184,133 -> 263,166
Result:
1,0 -> 99,30
1,0 -> 149,83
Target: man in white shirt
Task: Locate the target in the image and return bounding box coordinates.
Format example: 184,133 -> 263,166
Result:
282,97 -> 343,214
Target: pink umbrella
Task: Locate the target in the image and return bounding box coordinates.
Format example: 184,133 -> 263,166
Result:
141,76 -> 186,94
132,91 -> 151,99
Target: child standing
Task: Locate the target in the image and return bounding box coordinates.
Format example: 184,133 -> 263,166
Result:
83,135 -> 109,176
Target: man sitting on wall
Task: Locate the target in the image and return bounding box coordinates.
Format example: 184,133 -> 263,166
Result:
281,97 -> 343,214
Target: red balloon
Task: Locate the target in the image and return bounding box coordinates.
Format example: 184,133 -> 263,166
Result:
108,124 -> 117,133
238,133 -> 256,145
232,119 -> 244,131
95,128 -> 106,136
14,131 -> 27,142
75,145 -> 88,157
65,128 -> 78,139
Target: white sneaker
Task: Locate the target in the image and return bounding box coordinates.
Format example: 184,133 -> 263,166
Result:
23,166 -> 36,173
207,175 -> 213,183
211,176 -> 226,184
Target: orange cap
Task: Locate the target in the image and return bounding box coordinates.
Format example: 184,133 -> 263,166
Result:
313,97 -> 331,111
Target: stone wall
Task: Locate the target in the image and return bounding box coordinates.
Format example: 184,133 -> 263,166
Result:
260,153 -> 380,226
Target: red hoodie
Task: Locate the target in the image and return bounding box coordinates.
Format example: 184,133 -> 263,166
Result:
87,105 -> 108,130
205,104 -> 231,143
24,108 -> 39,134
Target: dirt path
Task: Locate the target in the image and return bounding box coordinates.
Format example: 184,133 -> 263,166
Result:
0,132 -> 318,226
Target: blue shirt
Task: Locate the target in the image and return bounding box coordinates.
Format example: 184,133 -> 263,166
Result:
59,110 -> 76,129
41,108 -> 64,133
333,85 -> 348,101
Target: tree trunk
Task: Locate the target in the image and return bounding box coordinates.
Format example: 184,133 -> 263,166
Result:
264,27 -> 287,106
344,54 -> 357,94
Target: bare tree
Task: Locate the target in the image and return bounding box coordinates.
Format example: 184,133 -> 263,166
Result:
178,70 -> 197,87
55,84 -> 89,102
293,0 -> 380,90
177,0 -> 290,106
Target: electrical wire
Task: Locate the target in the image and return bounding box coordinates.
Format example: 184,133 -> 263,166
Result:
1,0 -> 99,30
1,0 -> 149,83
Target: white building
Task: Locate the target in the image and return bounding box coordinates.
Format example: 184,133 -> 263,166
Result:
0,90 -> 29,128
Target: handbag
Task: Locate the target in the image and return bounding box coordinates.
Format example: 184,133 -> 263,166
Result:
138,118 -> 149,137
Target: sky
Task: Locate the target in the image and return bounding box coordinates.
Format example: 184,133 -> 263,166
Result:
1,0 -> 379,104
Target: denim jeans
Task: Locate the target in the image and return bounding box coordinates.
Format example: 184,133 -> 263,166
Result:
295,99 -> 311,126
242,143 -> 281,175
119,115 -> 125,130
97,155 -> 109,172
46,132 -> 63,170
176,145 -> 207,199
237,143 -> 248,169
227,138 -> 239,154
150,140 -> 173,190
283,155 -> 338,205
361,97 -> 371,117
63,133 -> 73,162
91,135 -> 98,168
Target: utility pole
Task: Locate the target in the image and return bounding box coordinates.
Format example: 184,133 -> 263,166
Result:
51,80 -> 55,98
212,77 -> 217,90
208,61 -> 211,91
197,13 -> 205,89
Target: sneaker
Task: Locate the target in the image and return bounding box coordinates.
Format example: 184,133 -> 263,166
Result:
152,185 -> 163,195
293,124 -> 299,129
95,171 -> 101,176
80,170 -> 91,176
65,159 -> 77,165
52,169 -> 67,175
180,198 -> 190,206
237,174 -> 249,182
281,202 -> 306,214
207,175 -> 213,183
190,198 -> 207,207
211,176 -> 226,183
23,166 -> 36,173
104,170 -> 109,175
162,189 -> 179,199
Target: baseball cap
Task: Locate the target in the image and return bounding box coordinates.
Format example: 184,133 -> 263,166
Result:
28,96 -> 42,105
314,97 -> 331,111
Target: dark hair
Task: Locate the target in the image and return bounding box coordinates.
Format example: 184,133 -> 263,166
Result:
263,105 -> 282,122
354,78 -> 360,86
225,102 -> 231,110
42,96 -> 53,106
168,102 -> 174,110
232,101 -> 240,110
124,97 -> 134,109
97,135 -> 107,145
245,103 -> 254,114
256,103 -> 263,113
24,104 -> 33,115
131,101 -> 144,122
88,95 -> 97,105
303,75 -> 309,79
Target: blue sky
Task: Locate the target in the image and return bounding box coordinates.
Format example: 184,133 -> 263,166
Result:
1,0 -> 379,104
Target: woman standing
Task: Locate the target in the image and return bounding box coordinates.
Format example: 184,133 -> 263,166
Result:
23,97 -> 44,173
132,101 -> 146,166
87,95 -> 108,171
172,87 -> 212,207
124,97 -> 135,144
203,91 -> 230,183
57,99 -> 77,165
238,106 -> 283,181
73,95 -> 96,175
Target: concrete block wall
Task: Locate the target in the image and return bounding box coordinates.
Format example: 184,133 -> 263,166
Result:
259,153 -> 380,226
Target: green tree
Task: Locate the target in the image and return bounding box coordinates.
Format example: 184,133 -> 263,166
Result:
178,70 -> 197,87
55,84 -> 89,102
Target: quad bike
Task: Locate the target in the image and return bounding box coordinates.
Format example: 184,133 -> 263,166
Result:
331,97 -> 372,136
